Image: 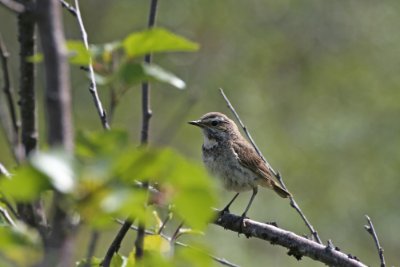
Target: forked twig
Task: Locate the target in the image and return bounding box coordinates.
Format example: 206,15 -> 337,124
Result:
364,215 -> 386,267
219,88 -> 322,244
73,0 -> 110,130
115,219 -> 240,267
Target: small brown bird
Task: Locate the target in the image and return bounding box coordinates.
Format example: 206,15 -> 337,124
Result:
189,112 -> 290,224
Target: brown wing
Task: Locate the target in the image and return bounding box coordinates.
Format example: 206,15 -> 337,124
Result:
232,140 -> 291,198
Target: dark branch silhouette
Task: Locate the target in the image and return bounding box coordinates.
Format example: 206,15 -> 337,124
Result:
135,0 -> 158,261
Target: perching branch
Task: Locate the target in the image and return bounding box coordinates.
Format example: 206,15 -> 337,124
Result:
0,33 -> 22,163
0,0 -> 25,13
364,215 -> 386,267
214,211 -> 367,267
115,219 -> 240,267
73,0 -> 110,130
219,88 -> 322,244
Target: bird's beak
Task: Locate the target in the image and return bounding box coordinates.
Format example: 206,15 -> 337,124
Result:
188,120 -> 203,127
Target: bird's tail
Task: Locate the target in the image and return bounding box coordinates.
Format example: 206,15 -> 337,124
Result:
272,182 -> 291,198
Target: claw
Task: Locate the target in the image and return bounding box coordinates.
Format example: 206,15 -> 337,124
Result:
235,213 -> 248,234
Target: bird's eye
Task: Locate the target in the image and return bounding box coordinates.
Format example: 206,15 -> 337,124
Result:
211,120 -> 219,126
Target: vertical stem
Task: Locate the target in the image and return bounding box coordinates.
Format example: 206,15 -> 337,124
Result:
16,0 -> 48,233
0,33 -> 22,162
36,0 -> 74,266
18,1 -> 36,157
135,0 -> 158,260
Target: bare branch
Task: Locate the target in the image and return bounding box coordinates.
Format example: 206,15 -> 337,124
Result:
59,0 -> 76,16
219,88 -> 322,244
18,5 -> 37,158
101,219 -> 133,267
0,0 -> 25,13
83,231 -> 99,267
364,215 -> 386,267
0,33 -> 22,163
115,219 -> 241,267
135,0 -> 159,261
73,0 -> 110,130
214,211 -> 367,267
16,1 -> 48,232
36,0 -> 75,266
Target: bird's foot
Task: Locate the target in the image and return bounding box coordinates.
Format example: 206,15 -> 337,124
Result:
219,207 -> 230,216
235,213 -> 249,235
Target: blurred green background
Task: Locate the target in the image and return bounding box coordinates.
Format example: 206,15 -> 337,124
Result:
1,0 -> 400,266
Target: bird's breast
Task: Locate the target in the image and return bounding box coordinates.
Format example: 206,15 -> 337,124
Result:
202,144 -> 257,192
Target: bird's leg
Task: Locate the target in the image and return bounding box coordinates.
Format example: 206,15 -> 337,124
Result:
237,187 -> 258,232
220,193 -> 240,214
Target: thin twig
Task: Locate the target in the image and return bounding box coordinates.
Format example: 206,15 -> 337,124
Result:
0,33 -> 22,163
0,206 -> 16,226
101,219 -> 133,267
135,0 -> 159,261
73,0 -> 110,130
0,162 -> 11,177
59,0 -> 76,16
276,173 -> 322,244
157,212 -> 172,234
0,0 -> 25,13
83,230 -> 99,267
219,88 -> 322,244
364,215 -> 386,267
170,221 -> 184,243
115,219 -> 240,267
0,163 -> 19,219
215,211 -> 366,267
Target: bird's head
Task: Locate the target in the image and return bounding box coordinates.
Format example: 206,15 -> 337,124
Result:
188,112 -> 239,141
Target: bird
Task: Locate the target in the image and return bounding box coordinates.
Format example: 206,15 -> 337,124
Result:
188,112 -> 290,226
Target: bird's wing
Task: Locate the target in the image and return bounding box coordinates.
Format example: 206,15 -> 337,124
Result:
232,140 -> 291,198
231,141 -> 274,181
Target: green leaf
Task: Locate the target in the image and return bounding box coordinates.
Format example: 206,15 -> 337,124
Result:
0,166 -> 51,201
0,223 -> 42,266
76,130 -> 129,158
114,148 -> 217,229
142,63 -> 186,89
67,40 -> 91,65
76,257 -> 102,267
26,53 -> 43,63
30,150 -> 76,194
144,235 -> 171,254
118,61 -> 186,89
123,27 -> 199,57
90,41 -> 121,63
174,245 -> 213,267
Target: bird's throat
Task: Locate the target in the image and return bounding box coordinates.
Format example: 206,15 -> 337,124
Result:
203,135 -> 218,149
